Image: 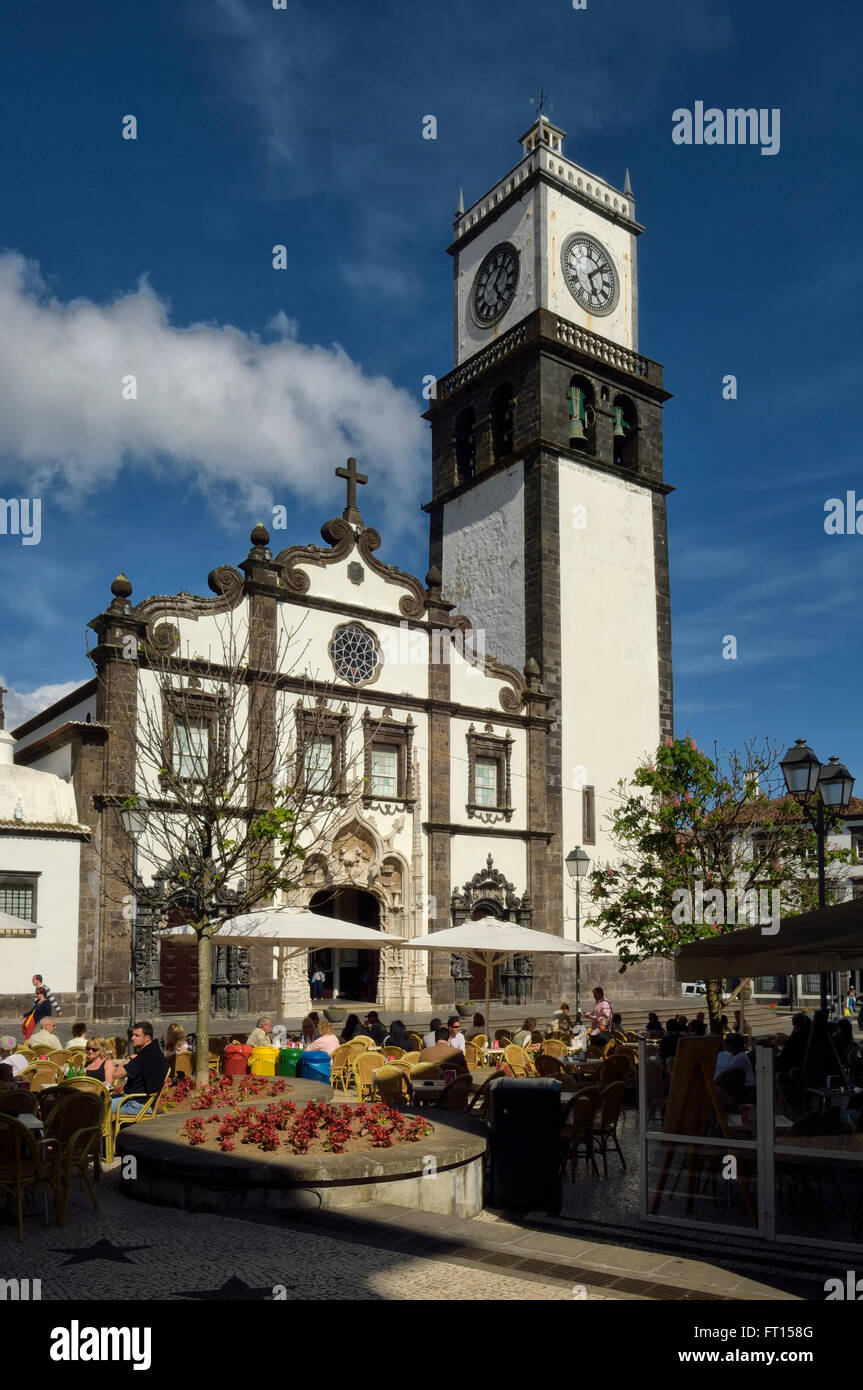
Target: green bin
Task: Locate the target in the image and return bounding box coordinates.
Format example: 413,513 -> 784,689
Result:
276,1047 -> 303,1078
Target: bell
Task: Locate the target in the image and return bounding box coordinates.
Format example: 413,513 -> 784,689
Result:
569,386 -> 587,444
613,405 -> 628,439
569,416 -> 586,443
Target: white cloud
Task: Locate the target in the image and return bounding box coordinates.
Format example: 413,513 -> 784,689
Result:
0,252 -> 427,529
1,677 -> 82,732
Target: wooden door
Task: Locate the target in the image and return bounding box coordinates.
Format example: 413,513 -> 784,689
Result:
159,939 -> 199,1014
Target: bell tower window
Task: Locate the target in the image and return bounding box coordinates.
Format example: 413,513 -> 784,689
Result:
454,408 -> 476,484
567,376 -> 596,454
612,395 -> 638,469
490,383 -> 515,462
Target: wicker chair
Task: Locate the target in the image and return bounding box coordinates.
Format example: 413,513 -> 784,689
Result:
19,1060 -> 64,1091
0,1089 -> 41,1116
408,1033 -> 424,1051
590,1082 -> 627,1177
372,1066 -> 411,1107
561,1091 -> 599,1180
434,1074 -> 472,1111
330,1045 -> 354,1096
542,1040 -> 568,1060
409,1062 -> 444,1082
352,1051 -> 381,1103
597,1053 -> 635,1090
381,1046 -> 405,1060
494,1029 -> 513,1046
400,1051 -> 422,1066
0,1112 -> 62,1240
535,1053 -> 566,1077
42,1090 -> 105,1223
350,1035 -> 375,1049
470,1034 -> 489,1052
57,1076 -> 110,1099
109,1081 -> 168,1163
464,1042 -> 480,1070
503,1044 -> 538,1077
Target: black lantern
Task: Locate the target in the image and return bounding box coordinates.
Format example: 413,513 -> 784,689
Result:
780,739 -> 821,801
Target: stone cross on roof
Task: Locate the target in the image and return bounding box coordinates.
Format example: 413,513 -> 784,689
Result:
336,457 -> 368,526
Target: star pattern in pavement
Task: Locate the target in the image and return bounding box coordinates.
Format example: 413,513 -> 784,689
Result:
52,1238 -> 154,1266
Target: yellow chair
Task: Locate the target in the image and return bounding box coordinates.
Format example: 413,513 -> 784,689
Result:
108,1082 -> 168,1163
400,1051 -> 422,1065
58,1076 -> 110,1099
503,1044 -> 532,1077
373,1066 -> 411,1107
14,1047 -> 37,1061
381,1045 -> 405,1060
330,1045 -> 354,1096
172,1052 -> 193,1078
350,1035 -> 375,1049
20,1060 -> 64,1090
352,1051 -> 380,1103
469,1034 -> 488,1052
542,1040 -> 568,1060
0,1089 -> 41,1116
464,1042 -> 480,1070
409,1062 -> 443,1082
42,1090 -> 105,1224
408,1033 -> 424,1051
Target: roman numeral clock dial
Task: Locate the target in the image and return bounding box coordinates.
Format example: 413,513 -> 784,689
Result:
561,233 -> 619,316
471,242 -> 520,326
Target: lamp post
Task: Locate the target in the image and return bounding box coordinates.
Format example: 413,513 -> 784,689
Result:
780,740 -> 855,1017
565,846 -> 591,1018
121,801 -> 149,1035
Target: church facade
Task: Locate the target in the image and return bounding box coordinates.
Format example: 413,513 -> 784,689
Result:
4,114 -> 676,1021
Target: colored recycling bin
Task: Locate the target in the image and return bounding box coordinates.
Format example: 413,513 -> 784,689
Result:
222,1043 -> 252,1077
249,1045 -> 279,1077
297,1050 -> 332,1084
276,1047 -> 303,1078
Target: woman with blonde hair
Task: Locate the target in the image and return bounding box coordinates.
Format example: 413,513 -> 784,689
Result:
84,1037 -> 116,1086
163,1023 -> 189,1056
311,1021 -> 340,1056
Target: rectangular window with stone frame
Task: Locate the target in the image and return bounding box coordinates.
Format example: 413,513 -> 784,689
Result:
582,785 -> 596,845
295,701 -> 348,796
362,709 -> 415,806
162,687 -> 228,790
466,725 -> 513,821
0,871 -> 39,936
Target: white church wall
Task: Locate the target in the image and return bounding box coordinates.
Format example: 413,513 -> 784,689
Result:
277,602 -> 430,701
455,196 -> 537,364
0,835 -> 81,992
287,555 -> 417,619
450,835 -> 528,905
155,605 -> 251,665
23,744 -> 73,781
441,462 -> 525,676
13,688 -> 97,751
558,456 -> 659,945
545,183 -> 637,349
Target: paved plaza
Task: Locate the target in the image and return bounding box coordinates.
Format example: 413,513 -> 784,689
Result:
0,1159 -> 798,1303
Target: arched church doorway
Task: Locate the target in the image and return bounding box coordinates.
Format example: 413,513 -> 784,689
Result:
310,887 -> 381,1003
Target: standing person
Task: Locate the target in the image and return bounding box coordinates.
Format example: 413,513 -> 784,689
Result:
848,985 -> 858,1016
310,965 -> 326,1002
587,986 -> 613,1044
446,1017 -> 466,1052
109,1021 -> 169,1116
31,974 -> 62,1018
22,988 -> 53,1042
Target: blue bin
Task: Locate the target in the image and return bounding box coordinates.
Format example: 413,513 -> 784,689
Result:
298,1050 -> 332,1084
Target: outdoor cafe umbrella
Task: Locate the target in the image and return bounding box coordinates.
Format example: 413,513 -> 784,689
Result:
402,918 -> 599,1035
163,906 -> 406,958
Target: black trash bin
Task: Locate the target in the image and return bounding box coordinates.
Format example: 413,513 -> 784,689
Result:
486,1077 -> 562,1213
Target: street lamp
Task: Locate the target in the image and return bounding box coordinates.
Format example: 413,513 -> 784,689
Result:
121,801 -> 149,1033
781,741 -> 855,1016
565,846 -> 591,1017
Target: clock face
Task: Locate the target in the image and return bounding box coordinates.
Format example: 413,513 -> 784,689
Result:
561,234 -> 619,316
471,242 -> 520,326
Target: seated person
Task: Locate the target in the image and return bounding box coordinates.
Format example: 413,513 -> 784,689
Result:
310,1021 -> 340,1055
643,1012 -> 664,1037
420,1027 -> 469,1073
446,1017 -> 467,1052
512,1017 -> 538,1048
422,1017 -> 442,1048
84,1036 -> 116,1086
29,1017 -> 62,1053
552,1003 -> 573,1037
162,1022 -> 189,1057
688,1019 -> 707,1036
246,1017 -> 272,1048
714,1032 -> 755,1098
109,1021 -> 169,1116
465,1012 -> 486,1041
67,1022 -> 88,1051
659,1019 -> 681,1063
363,1012 -> 387,1046
569,1015 -> 588,1055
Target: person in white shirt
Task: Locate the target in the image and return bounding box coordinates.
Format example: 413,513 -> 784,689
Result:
714,1033 -> 755,1087
423,1018 -> 442,1048
447,1017 -> 466,1052
6,1052 -> 29,1077
29,1018 -> 62,1053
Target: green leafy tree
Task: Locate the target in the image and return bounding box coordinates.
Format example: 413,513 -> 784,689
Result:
589,736 -> 849,1025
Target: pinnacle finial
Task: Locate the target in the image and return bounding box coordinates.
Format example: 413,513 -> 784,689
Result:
457,187 -> 464,216
624,167 -> 632,196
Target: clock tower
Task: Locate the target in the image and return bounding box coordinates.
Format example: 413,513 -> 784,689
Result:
425,114 -> 674,994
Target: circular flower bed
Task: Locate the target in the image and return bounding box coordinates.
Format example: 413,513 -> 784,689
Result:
160,1074 -> 292,1114
180,1099 -> 433,1156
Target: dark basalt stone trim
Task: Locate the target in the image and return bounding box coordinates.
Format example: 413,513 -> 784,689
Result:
422,821 -> 553,843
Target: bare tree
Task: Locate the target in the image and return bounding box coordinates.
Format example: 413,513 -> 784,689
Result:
101,612 -> 370,1081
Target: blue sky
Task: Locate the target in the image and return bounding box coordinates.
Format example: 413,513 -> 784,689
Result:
0,0 -> 861,788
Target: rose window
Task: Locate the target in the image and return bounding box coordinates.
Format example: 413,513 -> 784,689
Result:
329,624 -> 380,685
